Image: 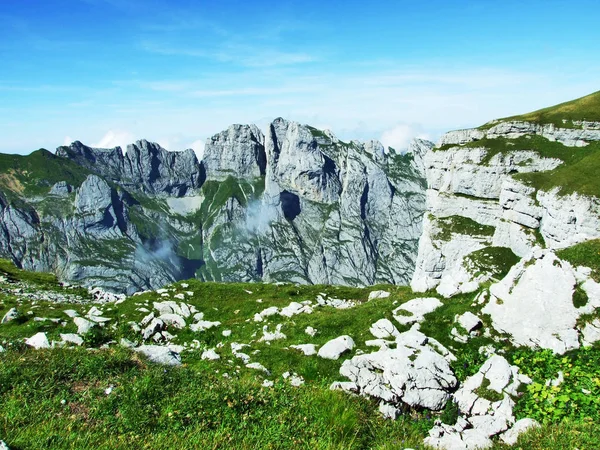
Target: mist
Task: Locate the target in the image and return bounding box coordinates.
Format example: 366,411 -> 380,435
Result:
244,199 -> 280,235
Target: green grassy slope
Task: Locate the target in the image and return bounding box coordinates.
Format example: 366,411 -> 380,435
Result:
1,258 -> 600,449
482,90 -> 600,128
0,149 -> 92,197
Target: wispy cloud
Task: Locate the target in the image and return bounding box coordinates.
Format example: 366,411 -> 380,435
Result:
139,40 -> 317,67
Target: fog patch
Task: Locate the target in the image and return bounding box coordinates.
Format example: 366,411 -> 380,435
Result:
167,195 -> 203,215
245,199 -> 279,234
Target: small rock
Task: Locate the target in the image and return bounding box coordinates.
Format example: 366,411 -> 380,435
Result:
142,318 -> 164,340
289,374 -> 305,387
369,318 -> 400,339
222,330 -> 232,337
259,324 -> 286,342
379,402 -> 402,419
246,362 -> 270,374
201,348 -> 220,360
158,313 -> 186,329
457,312 -> 483,333
135,345 -> 181,366
60,333 -> 84,346
120,338 -> 136,348
190,320 -> 221,332
1,307 -> 19,323
499,418 -> 540,445
305,326 -> 317,337
262,380 -> 274,388
393,297 -> 443,325
368,290 -> 390,301
74,317 -> 95,334
290,344 -> 318,356
317,335 -> 355,360
25,332 -> 50,349
234,352 -> 251,364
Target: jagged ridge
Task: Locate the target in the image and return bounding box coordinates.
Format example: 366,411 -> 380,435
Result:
0,118 -> 432,293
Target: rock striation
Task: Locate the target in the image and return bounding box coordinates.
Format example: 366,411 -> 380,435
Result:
412,119 -> 600,297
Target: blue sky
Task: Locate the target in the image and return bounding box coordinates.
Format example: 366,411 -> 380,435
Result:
1,0 -> 599,155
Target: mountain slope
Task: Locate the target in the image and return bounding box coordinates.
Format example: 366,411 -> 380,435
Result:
483,90 -> 600,128
0,119 -> 431,293
411,90 -> 600,355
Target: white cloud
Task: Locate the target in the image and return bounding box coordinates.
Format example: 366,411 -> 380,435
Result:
380,124 -> 431,152
63,135 -> 74,145
3,63 -> 599,155
94,130 -> 135,150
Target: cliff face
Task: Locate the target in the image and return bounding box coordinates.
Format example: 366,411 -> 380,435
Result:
410,111 -> 600,354
0,119 -> 431,293
411,120 -> 600,296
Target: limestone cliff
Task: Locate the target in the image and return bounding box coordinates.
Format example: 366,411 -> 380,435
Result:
0,119 -> 431,293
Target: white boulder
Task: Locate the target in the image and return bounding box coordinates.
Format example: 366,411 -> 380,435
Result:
317,335 -> 355,360
158,313 -> 187,329
2,307 -> 19,323
201,348 -> 220,360
60,333 -> 84,346
333,329 -> 457,411
368,290 -> 390,301
290,344 -> 318,356
483,251 -> 583,354
393,297 -> 443,325
25,332 -> 51,349
369,318 -> 400,339
135,345 -> 181,366
74,317 -> 95,334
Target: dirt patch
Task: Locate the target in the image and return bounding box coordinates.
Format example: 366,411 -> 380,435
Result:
69,401 -> 91,421
0,170 -> 25,194
71,380 -> 102,393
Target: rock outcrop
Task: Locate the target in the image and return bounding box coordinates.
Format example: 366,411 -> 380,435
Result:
332,328 -> 458,413
412,120 -> 600,297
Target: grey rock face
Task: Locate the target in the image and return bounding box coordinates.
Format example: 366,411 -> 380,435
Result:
203,124 -> 266,180
412,119 -> 600,295
332,328 -> 458,411
1,118 -> 430,293
57,139 -> 203,196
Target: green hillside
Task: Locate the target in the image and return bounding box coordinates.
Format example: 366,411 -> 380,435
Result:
0,149 -> 92,197
1,258 -> 600,449
482,90 -> 600,128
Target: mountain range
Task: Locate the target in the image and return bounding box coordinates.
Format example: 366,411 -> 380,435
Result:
0,118 -> 431,294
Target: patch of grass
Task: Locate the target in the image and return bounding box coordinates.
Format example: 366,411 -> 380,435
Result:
306,125 -> 330,140
463,246 -> 519,280
556,239 -> 600,282
437,135 -> 597,165
0,149 -> 91,196
2,260 -> 600,448
572,284 -> 589,309
515,147 -> 600,197
440,399 -> 459,425
510,346 -> 600,424
0,347 -> 431,450
474,377 -> 504,402
0,258 -> 60,288
433,215 -> 495,242
483,90 -> 600,129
